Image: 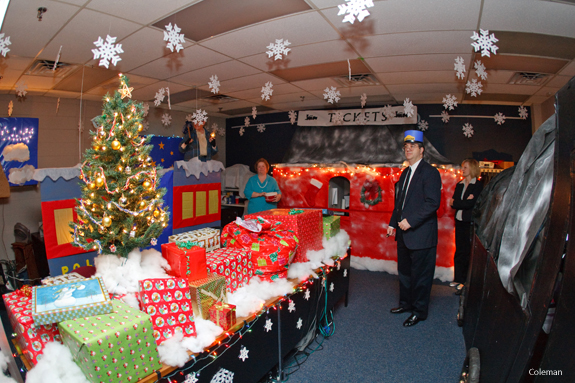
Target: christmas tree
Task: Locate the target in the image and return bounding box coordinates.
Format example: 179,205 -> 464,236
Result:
71,74 -> 169,258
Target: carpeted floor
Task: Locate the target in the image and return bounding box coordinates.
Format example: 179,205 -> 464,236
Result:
282,269 -> 466,383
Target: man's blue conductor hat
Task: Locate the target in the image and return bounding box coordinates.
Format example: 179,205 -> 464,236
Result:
404,130 -> 423,144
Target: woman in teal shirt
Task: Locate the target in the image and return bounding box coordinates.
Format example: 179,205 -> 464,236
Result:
244,158 -> 282,215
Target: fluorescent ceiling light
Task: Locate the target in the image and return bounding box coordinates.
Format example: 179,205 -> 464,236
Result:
0,0 -> 9,31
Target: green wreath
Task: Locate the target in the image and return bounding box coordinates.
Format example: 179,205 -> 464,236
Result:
360,181 -> 382,206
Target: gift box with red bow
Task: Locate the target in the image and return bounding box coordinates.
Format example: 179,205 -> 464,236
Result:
161,241 -> 208,282
206,248 -> 253,293
208,302 -> 236,331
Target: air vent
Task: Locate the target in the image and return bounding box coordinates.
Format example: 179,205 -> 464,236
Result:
202,94 -> 239,104
508,72 -> 549,86
333,73 -> 379,87
26,60 -> 78,78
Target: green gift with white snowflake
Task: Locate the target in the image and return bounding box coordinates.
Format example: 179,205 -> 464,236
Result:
58,300 -> 162,383
322,216 -> 340,240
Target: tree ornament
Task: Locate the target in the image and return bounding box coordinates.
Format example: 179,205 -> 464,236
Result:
95,177 -> 104,188
119,195 -> 127,206
88,182 -> 96,190
143,180 -> 152,190
139,200 -> 146,208
111,140 -> 121,150
102,216 -> 112,227
153,209 -> 160,218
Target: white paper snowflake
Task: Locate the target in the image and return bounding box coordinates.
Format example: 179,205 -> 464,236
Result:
337,262 -> 341,271
418,120 -> 429,131
343,269 -> 348,277
244,116 -> 250,128
442,94 -> 458,111
332,111 -> 344,125
185,114 -> 194,122
288,110 -> 297,125
141,120 -> 149,131
471,29 -> 499,57
214,123 -> 225,136
288,300 -> 296,313
252,106 -> 257,120
264,318 -> 273,332
357,114 -> 368,125
465,79 -> 483,97
266,39 -> 291,61
474,60 -> 488,81
462,123 -> 474,138
360,93 -> 367,108
210,368 -> 234,383
519,106 -> 528,120
441,111 -> 450,123
261,82 -> 273,101
0,33 -> 11,57
15,81 -> 27,98
185,372 -> 199,383
296,318 -> 303,329
192,109 -> 208,125
161,113 -> 172,127
143,102 -> 149,117
92,35 -> 123,69
209,75 -> 220,94
383,105 -> 395,120
164,23 -> 185,53
239,127 -> 245,136
256,124 -> 266,133
154,88 -> 166,107
323,86 -> 341,104
454,56 -> 466,80
403,98 -> 415,117
329,282 -> 335,292
8,100 -> 13,117
304,289 -> 311,300
238,346 -> 249,362
337,0 -> 374,24
494,112 -> 506,125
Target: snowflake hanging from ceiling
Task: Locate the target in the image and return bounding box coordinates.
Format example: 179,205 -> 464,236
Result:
494,112 -> 506,125
261,82 -> 273,101
403,98 -> 415,117
454,56 -> 466,80
143,102 -> 149,117
239,127 -> 245,136
191,109 -> 208,125
337,0 -> 375,24
185,114 -> 193,122
238,346 -> 249,362
209,75 -> 220,94
212,123 -> 225,136
518,106 -> 528,120
360,93 -> 367,108
244,116 -> 250,128
323,86 -> 341,104
474,60 -> 488,80
441,111 -> 450,123
462,123 -> 474,138
465,79 -> 483,97
210,368 -> 234,383
332,111 -> 345,125
161,113 -> 172,127
442,94 -> 458,110
471,29 -> 499,57
252,106 -> 257,119
257,124 -> 266,133
184,372 -> 198,383
383,105 -> 395,120
288,110 -> 297,125
92,35 -> 123,69
15,81 -> 27,98
0,33 -> 11,57
418,120 -> 429,131
142,119 -> 150,132
266,39 -> 291,61
164,23 -> 185,53
154,88 -> 166,107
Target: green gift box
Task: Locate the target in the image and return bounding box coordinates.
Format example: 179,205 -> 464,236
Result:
322,216 -> 340,240
58,301 -> 162,383
189,273 -> 227,320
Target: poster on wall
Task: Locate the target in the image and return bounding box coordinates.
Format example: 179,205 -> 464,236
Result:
0,118 -> 39,186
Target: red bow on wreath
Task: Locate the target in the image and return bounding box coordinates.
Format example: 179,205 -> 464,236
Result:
363,180 -> 380,199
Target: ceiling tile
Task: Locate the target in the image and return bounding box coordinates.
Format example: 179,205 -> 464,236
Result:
131,82 -> 190,102
86,0 -> 193,25
387,83 -> 462,95
217,73 -> 286,94
482,70 -> 515,84
545,75 -> 572,89
378,71 -> 457,85
558,61 -> 575,76
290,78 -> 343,91
479,83 -> 541,95
167,60 -> 260,87
365,54 -> 473,73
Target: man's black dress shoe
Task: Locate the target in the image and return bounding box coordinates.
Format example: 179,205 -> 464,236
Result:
403,314 -> 425,327
390,307 -> 409,314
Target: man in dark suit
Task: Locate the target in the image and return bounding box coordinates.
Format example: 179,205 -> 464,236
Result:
387,130 -> 442,327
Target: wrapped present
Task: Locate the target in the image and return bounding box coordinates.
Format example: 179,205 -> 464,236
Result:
161,241 -> 208,282
245,209 -> 323,263
32,276 -> 113,326
209,302 -> 236,331
206,248 -> 253,293
41,272 -> 85,286
137,278 -> 196,345
253,269 -> 288,283
189,273 -> 227,320
2,290 -> 62,367
58,301 -> 162,383
169,227 -> 221,252
322,216 -> 340,239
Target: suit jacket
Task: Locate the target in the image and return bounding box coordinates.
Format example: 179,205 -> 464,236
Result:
389,160 -> 442,250
451,179 -> 483,222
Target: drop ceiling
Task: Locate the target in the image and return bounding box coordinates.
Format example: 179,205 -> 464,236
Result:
0,0 -> 574,117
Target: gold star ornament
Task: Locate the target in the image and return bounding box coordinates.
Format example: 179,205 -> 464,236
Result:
119,82 -> 134,99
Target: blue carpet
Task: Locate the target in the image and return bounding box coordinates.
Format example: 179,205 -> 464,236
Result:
282,270 -> 465,383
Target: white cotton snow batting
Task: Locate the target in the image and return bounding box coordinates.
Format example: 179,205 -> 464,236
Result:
181,318 -> 223,353
2,143 -> 30,162
8,165 -> 35,185
228,277 -> 295,317
0,351 -> 8,372
25,342 -> 90,383
0,373 -> 17,383
157,332 -> 189,367
287,262 -> 318,281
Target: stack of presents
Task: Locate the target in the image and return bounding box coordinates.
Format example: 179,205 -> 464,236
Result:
4,209 -> 341,383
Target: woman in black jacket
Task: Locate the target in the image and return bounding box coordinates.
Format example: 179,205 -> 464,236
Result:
450,159 -> 483,293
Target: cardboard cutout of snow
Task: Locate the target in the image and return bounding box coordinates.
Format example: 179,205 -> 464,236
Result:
174,158 -> 224,179
8,165 -> 35,185
350,255 -> 454,282
25,342 -> 90,383
2,143 -> 30,162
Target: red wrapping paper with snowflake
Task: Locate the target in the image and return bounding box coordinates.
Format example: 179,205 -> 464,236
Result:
137,278 -> 196,345
245,208 -> 322,263
205,248 -> 253,293
160,242 -> 208,282
2,289 -> 62,366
